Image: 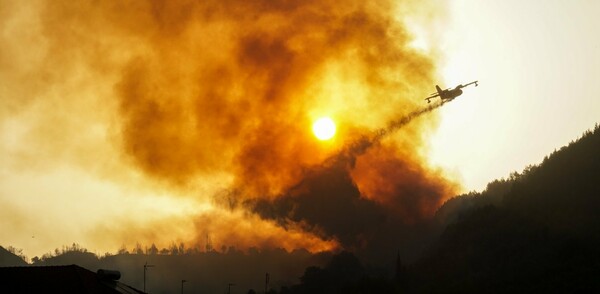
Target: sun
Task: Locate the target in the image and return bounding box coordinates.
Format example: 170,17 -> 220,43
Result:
312,117 -> 336,141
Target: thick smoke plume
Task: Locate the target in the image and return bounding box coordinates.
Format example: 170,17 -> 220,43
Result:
250,101 -> 452,261
0,0 -> 456,256
108,0 -> 441,197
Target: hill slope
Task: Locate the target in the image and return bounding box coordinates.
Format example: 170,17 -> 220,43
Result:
0,246 -> 27,267
410,125 -> 600,293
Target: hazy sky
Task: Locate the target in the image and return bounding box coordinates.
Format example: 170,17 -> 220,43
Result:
429,0 -> 600,191
1,0 -> 599,259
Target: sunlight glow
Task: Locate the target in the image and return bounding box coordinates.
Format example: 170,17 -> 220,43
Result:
312,117 -> 336,140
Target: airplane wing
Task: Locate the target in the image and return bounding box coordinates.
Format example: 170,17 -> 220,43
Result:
424,93 -> 439,101
462,81 -> 478,88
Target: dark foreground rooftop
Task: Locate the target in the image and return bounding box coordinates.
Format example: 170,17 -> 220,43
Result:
0,264 -> 144,294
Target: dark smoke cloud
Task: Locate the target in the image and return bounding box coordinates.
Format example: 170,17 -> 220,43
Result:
110,0 -> 439,195
1,0 -> 457,256
249,101 -> 454,261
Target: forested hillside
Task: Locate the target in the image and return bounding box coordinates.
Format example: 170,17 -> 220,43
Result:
410,125 -> 600,293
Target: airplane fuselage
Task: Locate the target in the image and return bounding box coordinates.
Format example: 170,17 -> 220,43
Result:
425,81 -> 477,103
441,88 -> 463,101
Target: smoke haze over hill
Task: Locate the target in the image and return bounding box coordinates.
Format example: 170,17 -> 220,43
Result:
0,0 -> 457,259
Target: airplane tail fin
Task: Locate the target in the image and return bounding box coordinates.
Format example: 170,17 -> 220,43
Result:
436,85 -> 443,94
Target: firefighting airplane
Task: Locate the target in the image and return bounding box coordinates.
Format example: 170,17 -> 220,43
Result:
424,81 -> 478,103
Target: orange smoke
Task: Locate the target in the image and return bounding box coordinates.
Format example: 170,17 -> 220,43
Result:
351,143 -> 459,224
191,209 -> 339,253
111,0 -> 438,197
90,208 -> 339,254
0,0 -> 455,255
